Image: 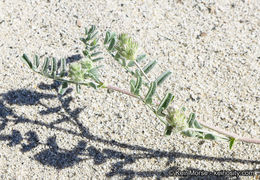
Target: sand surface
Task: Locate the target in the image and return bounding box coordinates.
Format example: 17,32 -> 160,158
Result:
0,0 -> 260,179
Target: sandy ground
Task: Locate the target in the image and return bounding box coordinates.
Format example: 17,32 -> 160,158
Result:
0,0 -> 260,179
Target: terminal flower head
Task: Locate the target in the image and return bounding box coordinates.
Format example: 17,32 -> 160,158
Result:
115,33 -> 138,61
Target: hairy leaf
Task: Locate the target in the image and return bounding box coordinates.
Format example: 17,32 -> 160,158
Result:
58,82 -> 68,95
83,50 -> 89,57
104,31 -> 111,45
90,44 -> 100,51
89,31 -> 98,41
88,82 -> 97,89
136,54 -> 146,63
33,55 -> 40,69
76,84 -> 81,93
229,137 -> 235,149
85,27 -> 88,35
157,93 -> 174,116
193,119 -> 202,129
60,58 -> 66,77
204,134 -> 216,140
130,79 -> 135,93
108,37 -> 116,51
92,57 -> 104,62
91,52 -> 102,57
145,81 -> 157,104
80,38 -> 86,44
182,130 -> 195,137
188,113 -> 196,128
155,71 -> 172,86
143,60 -> 157,74
88,25 -> 96,35
22,54 -> 33,69
51,58 -> 57,77
127,61 -> 135,67
165,125 -> 173,136
42,57 -> 50,75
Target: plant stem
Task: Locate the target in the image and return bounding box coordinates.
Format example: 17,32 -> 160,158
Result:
105,84 -> 139,99
196,120 -> 260,144
105,84 -> 167,125
105,82 -> 260,144
134,61 -> 151,83
185,128 -> 229,141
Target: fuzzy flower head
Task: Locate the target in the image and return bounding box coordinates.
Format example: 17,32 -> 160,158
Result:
69,58 -> 93,82
115,33 -> 138,61
167,108 -> 188,132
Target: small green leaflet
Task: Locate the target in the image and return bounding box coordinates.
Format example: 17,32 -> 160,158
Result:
42,57 -> 50,75
60,58 -> 66,77
33,55 -> 40,69
157,92 -> 174,116
22,54 -> 33,69
51,58 -> 57,77
155,71 -> 172,86
143,60 -> 157,74
165,125 -> 173,136
229,137 -> 235,149
144,81 -> 157,104
104,31 -> 111,45
58,82 -> 68,95
108,37 -> 116,51
136,54 -> 146,63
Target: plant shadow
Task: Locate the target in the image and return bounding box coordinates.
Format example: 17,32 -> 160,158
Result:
0,80 -> 259,180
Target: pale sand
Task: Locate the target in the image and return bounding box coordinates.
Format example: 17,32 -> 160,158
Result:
0,0 -> 259,179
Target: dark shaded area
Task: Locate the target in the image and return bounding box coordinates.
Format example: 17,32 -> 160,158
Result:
0,81 -> 259,179
34,136 -> 87,169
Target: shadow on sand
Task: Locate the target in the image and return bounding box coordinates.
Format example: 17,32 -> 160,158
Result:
0,56 -> 259,180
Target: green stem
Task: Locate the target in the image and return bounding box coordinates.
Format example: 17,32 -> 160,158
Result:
134,61 -> 151,83
185,128 -> 229,141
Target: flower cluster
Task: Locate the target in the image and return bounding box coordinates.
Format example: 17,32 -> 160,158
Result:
115,33 -> 138,61
69,59 -> 93,82
166,108 -> 188,132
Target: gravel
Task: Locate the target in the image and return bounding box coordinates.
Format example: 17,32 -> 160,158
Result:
0,0 -> 259,179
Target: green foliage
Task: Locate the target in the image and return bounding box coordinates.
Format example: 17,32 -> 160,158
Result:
81,25 -> 103,62
155,71 -> 172,86
20,25 -> 245,149
229,137 -> 235,149
143,60 -> 157,74
58,82 -> 68,95
114,34 -> 138,61
130,72 -> 142,96
144,81 -> 157,104
157,93 -> 174,116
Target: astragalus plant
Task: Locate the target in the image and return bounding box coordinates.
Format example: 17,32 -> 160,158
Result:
22,25 -> 260,149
